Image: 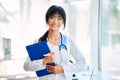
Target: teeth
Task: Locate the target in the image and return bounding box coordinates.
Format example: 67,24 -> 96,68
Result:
53,25 -> 57,27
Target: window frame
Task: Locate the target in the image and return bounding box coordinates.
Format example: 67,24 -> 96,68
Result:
2,38 -> 11,60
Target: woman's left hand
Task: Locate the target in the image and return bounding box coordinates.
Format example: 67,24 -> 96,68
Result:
46,64 -> 64,74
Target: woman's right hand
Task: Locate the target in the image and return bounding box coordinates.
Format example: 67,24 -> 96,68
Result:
43,52 -> 55,65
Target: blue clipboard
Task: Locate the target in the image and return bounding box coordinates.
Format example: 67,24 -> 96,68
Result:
26,41 -> 55,77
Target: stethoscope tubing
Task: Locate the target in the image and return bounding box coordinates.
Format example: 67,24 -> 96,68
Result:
59,33 -> 67,51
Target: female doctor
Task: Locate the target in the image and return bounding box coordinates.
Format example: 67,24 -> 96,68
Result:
23,5 -> 86,80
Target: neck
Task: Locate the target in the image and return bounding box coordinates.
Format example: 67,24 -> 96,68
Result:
48,30 -> 60,39
47,30 -> 61,45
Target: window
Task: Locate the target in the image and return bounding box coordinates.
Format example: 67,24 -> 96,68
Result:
2,38 -> 11,60
69,0 -> 91,67
100,0 -> 120,79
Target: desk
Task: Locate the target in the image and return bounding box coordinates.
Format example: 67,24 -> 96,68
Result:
0,72 -> 117,80
75,72 -> 115,80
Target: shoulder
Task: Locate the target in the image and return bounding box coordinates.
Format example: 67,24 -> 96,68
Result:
62,34 -> 74,44
62,34 -> 73,40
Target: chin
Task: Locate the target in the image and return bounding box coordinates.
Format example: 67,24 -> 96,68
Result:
50,28 -> 59,31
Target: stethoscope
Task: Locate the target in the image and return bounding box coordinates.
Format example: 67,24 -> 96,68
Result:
59,33 -> 73,63
44,32 -> 73,63
59,34 -> 76,78
59,33 -> 67,51
40,31 -> 67,51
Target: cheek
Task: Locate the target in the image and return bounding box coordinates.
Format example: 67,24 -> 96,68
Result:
47,20 -> 51,24
47,21 -> 52,26
48,18 -> 52,23
60,22 -> 64,26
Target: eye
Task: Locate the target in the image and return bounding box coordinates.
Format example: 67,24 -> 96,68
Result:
49,15 -> 54,19
58,17 -> 63,20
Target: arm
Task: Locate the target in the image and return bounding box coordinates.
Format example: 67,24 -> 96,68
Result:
62,38 -> 86,78
23,52 -> 55,71
23,57 -> 45,71
23,39 -> 46,71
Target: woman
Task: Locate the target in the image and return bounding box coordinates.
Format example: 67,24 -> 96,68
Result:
23,5 -> 86,80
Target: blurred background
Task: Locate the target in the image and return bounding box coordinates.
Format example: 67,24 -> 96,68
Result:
0,0 -> 120,80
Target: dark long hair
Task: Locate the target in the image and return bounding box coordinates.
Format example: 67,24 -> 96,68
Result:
38,30 -> 48,42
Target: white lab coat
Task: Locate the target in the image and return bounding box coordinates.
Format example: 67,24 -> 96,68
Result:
23,35 -> 86,80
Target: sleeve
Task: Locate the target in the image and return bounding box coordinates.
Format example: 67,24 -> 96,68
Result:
23,57 -> 46,71
62,37 -> 86,79
23,39 -> 46,71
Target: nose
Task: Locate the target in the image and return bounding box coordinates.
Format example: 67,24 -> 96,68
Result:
53,17 -> 59,24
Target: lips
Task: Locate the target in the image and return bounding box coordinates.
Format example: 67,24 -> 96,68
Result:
51,24 -> 58,28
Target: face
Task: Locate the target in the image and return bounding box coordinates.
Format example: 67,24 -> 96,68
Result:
47,13 -> 64,31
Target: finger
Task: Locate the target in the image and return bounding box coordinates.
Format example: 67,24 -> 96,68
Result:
46,65 -> 54,70
46,65 -> 54,72
46,65 -> 54,68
